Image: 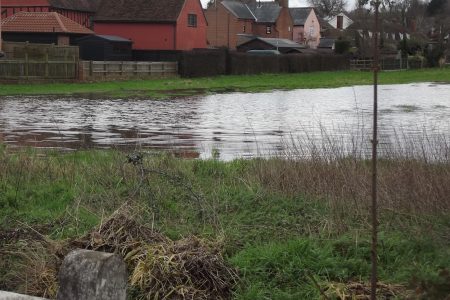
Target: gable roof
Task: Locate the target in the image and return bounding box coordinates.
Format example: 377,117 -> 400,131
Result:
220,1 -> 283,23
289,7 -> 312,26
221,0 -> 255,20
247,2 -> 281,23
1,11 -> 94,34
94,0 -> 186,23
48,0 -> 101,12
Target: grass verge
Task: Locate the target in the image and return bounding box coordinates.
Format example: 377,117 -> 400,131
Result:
0,68 -> 449,99
0,144 -> 449,298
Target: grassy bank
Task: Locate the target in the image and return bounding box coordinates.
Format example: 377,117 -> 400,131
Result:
1,143 -> 449,298
0,68 -> 449,99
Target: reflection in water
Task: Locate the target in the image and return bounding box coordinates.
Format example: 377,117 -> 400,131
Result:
0,83 -> 449,160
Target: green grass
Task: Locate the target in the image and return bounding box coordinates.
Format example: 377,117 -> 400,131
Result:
0,68 -> 449,98
232,233 -> 450,299
0,147 -> 449,298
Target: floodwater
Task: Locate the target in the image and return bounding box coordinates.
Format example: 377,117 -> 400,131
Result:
0,82 -> 449,160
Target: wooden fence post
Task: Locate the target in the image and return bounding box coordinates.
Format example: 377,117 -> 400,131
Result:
89,61 -> 93,77
45,50 -> 49,78
25,52 -> 29,79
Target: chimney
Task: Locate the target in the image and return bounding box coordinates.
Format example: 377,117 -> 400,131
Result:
276,0 -> 289,7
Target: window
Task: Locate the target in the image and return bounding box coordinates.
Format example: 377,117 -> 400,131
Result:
266,26 -> 271,34
243,25 -> 246,33
337,15 -> 343,29
188,14 -> 197,27
309,25 -> 314,36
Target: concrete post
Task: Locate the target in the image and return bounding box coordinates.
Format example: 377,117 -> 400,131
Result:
0,291 -> 47,300
57,249 -> 127,300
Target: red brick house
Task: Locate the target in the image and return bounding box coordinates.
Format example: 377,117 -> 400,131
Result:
205,0 -> 293,49
1,0 -> 100,28
1,11 -> 94,45
93,0 -> 207,51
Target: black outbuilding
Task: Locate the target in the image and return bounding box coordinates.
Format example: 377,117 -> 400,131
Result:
74,34 -> 132,61
237,37 -> 305,54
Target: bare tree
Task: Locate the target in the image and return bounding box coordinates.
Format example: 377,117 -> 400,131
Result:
308,0 -> 348,17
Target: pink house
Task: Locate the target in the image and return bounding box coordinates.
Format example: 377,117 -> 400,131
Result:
289,7 -> 321,49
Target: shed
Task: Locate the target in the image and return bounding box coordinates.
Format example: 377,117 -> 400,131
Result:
237,37 -> 305,54
74,34 -> 133,61
318,37 -> 335,49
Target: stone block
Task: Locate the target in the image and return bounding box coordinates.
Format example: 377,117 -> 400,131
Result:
57,249 -> 127,300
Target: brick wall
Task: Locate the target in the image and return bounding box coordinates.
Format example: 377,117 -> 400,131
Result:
205,4 -> 253,49
276,6 -> 293,40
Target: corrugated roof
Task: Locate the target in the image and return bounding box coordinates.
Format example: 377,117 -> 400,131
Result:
94,0 -> 185,22
258,37 -> 303,48
221,0 -> 255,20
289,7 -> 312,26
247,2 -> 281,23
96,35 -> 132,42
1,11 -> 94,34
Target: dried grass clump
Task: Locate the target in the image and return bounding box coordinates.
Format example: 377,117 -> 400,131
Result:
72,210 -> 168,255
0,241 -> 59,299
324,281 -> 413,299
2,209 -> 237,299
128,237 -> 238,300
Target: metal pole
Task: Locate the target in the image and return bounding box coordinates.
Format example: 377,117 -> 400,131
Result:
371,1 -> 380,299
0,0 -> 2,52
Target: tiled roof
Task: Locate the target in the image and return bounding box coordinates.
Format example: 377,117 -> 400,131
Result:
289,7 -> 312,26
49,0 -> 102,12
221,1 -> 255,20
94,0 -> 185,22
1,11 -> 94,34
221,1 -> 283,23
247,2 -> 281,23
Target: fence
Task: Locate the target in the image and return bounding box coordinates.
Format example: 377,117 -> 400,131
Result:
0,42 -> 79,80
179,49 -> 350,78
350,58 -> 408,71
2,41 -> 78,61
0,58 -> 78,79
80,61 -> 178,80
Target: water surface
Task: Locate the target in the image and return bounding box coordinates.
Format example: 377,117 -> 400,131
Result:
0,83 -> 449,160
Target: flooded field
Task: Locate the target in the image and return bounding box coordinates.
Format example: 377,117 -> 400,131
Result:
0,82 -> 449,160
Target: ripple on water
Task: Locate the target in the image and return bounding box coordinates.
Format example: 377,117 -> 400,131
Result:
0,82 -> 449,160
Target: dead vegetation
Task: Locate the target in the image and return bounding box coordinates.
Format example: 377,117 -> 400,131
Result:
0,208 -> 238,300
323,281 -> 413,299
255,131 -> 450,231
